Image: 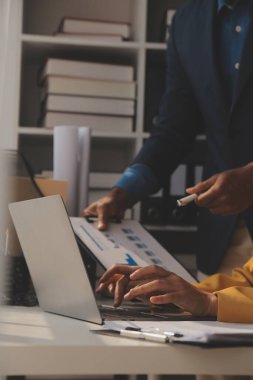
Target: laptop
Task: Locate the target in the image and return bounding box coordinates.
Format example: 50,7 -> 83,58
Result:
8,195 -> 212,323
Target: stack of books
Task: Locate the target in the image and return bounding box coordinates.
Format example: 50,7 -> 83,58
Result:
39,58 -> 136,133
55,17 -> 131,42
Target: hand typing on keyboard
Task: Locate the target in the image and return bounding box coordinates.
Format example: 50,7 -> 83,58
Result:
96,265 -> 142,307
96,264 -> 218,317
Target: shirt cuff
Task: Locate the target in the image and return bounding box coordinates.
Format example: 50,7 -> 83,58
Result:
115,164 -> 160,203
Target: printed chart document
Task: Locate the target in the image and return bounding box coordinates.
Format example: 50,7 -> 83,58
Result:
102,320 -> 253,347
70,217 -> 195,283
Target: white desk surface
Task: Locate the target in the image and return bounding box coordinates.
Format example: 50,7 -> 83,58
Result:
1,305 -> 253,377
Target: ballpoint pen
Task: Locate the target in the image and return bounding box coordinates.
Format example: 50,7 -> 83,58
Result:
177,193 -> 197,207
120,328 -> 183,343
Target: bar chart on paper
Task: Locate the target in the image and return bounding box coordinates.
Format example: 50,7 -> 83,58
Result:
71,217 -> 147,268
70,218 -> 195,283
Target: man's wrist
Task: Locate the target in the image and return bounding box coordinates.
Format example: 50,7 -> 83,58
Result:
110,187 -> 130,208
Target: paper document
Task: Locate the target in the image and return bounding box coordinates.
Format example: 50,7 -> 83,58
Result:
70,217 -> 195,283
103,320 -> 253,347
71,217 -> 147,268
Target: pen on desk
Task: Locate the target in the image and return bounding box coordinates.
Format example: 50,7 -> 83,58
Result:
120,329 -> 170,343
177,193 -> 197,207
120,329 -> 183,343
125,326 -> 183,338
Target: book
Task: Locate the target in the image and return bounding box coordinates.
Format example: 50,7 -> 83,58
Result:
59,17 -> 131,39
41,112 -> 133,133
40,58 -> 134,83
44,95 -> 135,116
42,76 -> 136,100
54,32 -> 123,42
89,172 -> 122,188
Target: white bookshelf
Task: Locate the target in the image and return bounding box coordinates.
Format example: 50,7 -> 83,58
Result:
2,0 -> 187,221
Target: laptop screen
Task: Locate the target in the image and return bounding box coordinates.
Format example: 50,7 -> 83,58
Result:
5,150 -> 43,257
9,195 -> 102,324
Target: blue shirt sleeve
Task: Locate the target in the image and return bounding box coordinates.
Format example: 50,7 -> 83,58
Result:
115,164 -> 160,203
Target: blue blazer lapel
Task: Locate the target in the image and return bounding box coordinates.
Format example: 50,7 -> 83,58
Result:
232,15 -> 253,108
201,0 -> 230,115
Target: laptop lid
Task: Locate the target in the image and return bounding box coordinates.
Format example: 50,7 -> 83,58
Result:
8,195 -> 102,324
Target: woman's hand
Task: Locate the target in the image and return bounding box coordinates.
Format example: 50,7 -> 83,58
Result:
125,265 -> 218,316
97,264 -> 218,316
96,265 -> 142,307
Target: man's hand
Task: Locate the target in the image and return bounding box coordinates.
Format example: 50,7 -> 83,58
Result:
186,163 -> 253,216
97,264 -> 218,316
81,187 -> 129,230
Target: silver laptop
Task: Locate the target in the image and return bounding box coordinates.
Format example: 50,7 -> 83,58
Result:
9,195 -> 212,323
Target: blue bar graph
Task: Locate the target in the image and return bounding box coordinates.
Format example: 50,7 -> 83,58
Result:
125,253 -> 138,266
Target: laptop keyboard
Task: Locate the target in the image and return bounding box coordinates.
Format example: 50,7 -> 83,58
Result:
98,303 -> 203,321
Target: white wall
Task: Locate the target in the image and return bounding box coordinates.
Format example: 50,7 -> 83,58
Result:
0,0 -> 22,149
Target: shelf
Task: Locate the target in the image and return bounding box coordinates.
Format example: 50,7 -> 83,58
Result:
21,34 -> 141,49
3,0 -> 200,226
21,35 -> 141,65
18,127 -> 140,139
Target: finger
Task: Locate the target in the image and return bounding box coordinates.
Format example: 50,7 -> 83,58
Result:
96,273 -> 121,291
96,276 -> 119,293
150,293 -> 175,304
96,280 -> 114,293
196,185 -> 222,207
108,283 -> 115,294
81,204 -> 97,217
99,265 -> 139,284
186,176 -> 216,195
198,191 -> 230,211
96,204 -> 109,230
130,265 -> 170,281
124,279 -> 170,301
114,275 -> 129,307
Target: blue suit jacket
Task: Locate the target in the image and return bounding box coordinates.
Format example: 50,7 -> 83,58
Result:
133,0 -> 253,274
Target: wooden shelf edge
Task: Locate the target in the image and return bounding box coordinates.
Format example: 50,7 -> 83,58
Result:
21,34 -> 142,50
18,127 -> 140,139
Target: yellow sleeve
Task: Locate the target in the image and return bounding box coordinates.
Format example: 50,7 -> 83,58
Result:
215,287 -> 253,323
194,257 -> 253,323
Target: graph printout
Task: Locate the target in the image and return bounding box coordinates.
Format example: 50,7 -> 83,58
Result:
70,217 -> 195,283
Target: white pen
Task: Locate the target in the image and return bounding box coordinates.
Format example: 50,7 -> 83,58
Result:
120,329 -> 170,343
177,193 -> 197,207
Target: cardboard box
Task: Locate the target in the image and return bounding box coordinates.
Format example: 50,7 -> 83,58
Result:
35,177 -> 68,204
5,177 -> 68,256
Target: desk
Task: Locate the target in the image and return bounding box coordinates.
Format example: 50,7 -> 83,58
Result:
1,306 -> 253,378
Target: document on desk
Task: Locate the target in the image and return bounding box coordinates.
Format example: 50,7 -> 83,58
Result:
102,320 -> 253,348
70,217 -> 195,283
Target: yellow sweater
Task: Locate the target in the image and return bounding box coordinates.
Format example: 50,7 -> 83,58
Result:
195,257 -> 253,323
